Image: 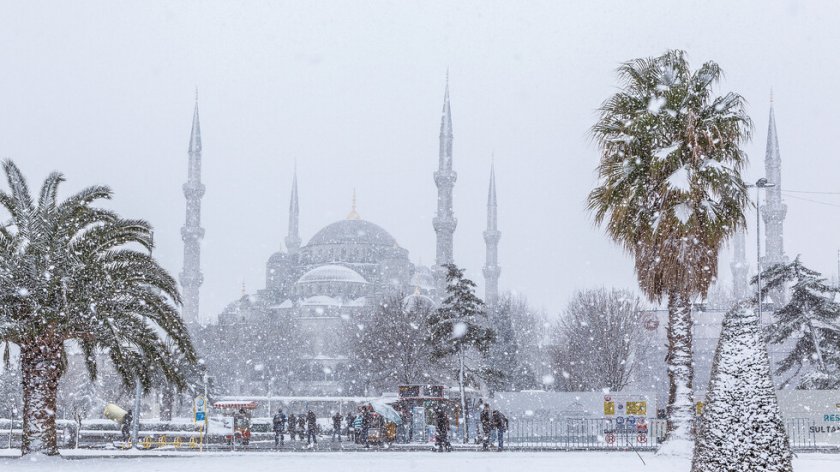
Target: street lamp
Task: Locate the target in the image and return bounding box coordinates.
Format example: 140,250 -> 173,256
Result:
749,178 -> 775,322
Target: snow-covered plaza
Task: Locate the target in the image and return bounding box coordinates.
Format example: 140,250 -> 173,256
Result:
1,451 -> 839,472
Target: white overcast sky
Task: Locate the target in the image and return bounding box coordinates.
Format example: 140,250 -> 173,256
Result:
2,0 -> 840,322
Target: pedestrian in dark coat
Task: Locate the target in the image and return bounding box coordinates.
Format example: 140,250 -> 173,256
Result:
345,412 -> 356,441
306,410 -> 318,446
434,407 -> 451,452
297,416 -> 306,441
480,404 -> 493,450
121,409 -> 133,442
492,410 -> 508,451
273,409 -> 287,447
287,413 -> 297,441
359,406 -> 371,448
332,412 -> 342,442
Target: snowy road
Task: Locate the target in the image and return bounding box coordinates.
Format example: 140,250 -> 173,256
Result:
1,451 -> 838,472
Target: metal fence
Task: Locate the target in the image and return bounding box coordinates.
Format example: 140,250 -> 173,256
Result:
503,417 -> 828,451
504,417 -> 663,450
0,417 -> 833,451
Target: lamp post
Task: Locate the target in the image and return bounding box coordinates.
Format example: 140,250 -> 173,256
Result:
750,178 -> 775,322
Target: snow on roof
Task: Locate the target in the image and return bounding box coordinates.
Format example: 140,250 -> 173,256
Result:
301,295 -> 342,306
347,296 -> 367,307
297,264 -> 368,285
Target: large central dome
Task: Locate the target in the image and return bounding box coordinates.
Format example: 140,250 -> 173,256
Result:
306,219 -> 397,247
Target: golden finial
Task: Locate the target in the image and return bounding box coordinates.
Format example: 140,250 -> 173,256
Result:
241,281 -> 246,297
770,88 -> 774,105
414,286 -> 421,296
346,188 -> 361,220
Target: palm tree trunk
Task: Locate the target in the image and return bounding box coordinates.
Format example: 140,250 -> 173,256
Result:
664,291 -> 694,450
20,333 -> 64,456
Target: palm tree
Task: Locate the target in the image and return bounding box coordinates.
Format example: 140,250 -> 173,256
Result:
588,50 -> 751,447
0,160 -> 196,455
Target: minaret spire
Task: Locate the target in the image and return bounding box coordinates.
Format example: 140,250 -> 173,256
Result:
433,73 -> 457,292
761,98 -> 787,304
483,160 -> 501,305
285,165 -> 301,254
761,100 -> 787,265
730,228 -> 748,300
180,96 -> 205,326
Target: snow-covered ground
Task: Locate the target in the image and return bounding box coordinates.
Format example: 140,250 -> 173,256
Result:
0,451 -> 838,472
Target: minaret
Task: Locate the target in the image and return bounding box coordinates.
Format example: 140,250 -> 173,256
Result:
483,161 -> 501,305
180,96 -> 205,326
433,74 -> 457,289
761,99 -> 787,268
730,228 -> 748,300
285,167 -> 301,254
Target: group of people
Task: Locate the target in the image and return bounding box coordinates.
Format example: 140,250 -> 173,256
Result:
479,403 -> 509,451
272,409 -> 318,447
271,406 -> 375,448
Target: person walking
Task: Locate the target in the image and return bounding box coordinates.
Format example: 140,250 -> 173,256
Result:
272,409 -> 287,447
359,406 -> 371,449
492,409 -> 508,451
121,409 -> 133,442
306,410 -> 318,447
297,415 -> 306,441
434,407 -> 451,452
332,412 -> 342,442
480,403 -> 493,451
345,411 -> 356,441
287,413 -> 297,442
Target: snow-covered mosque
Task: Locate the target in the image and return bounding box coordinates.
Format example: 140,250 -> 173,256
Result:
180,80 -> 502,396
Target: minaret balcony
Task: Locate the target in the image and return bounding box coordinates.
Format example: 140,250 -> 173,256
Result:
433,216 -> 457,232
181,226 -> 205,240
182,183 -> 206,199
483,229 -> 501,243
434,170 -> 457,187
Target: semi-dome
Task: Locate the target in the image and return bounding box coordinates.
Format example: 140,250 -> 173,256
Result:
297,264 -> 368,285
306,219 -> 397,247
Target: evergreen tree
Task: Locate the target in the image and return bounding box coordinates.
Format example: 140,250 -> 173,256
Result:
691,302 -> 792,472
588,50 -> 751,450
0,161 -> 196,455
427,264 -> 495,443
757,256 -> 840,389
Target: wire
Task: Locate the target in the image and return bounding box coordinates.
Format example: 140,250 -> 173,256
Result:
782,189 -> 840,195
781,192 -> 840,208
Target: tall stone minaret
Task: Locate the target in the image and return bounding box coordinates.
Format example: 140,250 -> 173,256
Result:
433,75 -> 457,289
180,97 -> 205,325
761,100 -> 787,268
483,161 -> 501,306
285,167 -> 301,254
730,228 -> 748,300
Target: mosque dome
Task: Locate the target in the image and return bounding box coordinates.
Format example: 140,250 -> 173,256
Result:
306,219 -> 397,248
296,264 -> 368,285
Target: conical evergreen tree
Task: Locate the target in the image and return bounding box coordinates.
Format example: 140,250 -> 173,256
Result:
758,256 -> 840,389
427,263 -> 495,443
691,302 -> 792,472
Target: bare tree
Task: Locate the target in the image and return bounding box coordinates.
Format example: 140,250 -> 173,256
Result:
353,294 -> 437,392
551,288 -> 651,392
